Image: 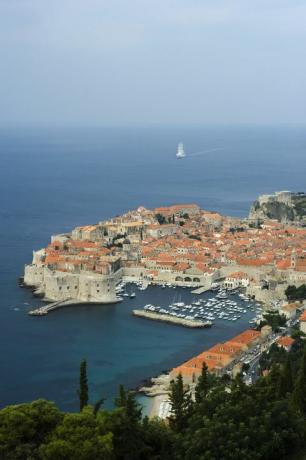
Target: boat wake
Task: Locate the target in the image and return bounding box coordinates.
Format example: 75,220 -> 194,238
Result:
186,147 -> 225,158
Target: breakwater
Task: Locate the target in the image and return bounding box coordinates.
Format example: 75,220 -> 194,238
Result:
28,300 -> 82,316
133,309 -> 212,328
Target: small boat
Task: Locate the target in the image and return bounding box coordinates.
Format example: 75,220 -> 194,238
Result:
176,142 -> 186,159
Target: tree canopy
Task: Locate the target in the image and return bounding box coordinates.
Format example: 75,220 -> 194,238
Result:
1,348 -> 306,460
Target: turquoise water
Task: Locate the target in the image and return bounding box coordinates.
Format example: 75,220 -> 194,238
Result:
0,124 -> 305,410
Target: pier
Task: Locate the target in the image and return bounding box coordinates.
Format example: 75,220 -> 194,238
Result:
28,299 -> 81,316
191,286 -> 210,295
133,309 -> 212,328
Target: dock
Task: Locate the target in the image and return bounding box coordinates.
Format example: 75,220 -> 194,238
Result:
28,299 -> 81,316
133,309 -> 212,328
191,286 -> 210,295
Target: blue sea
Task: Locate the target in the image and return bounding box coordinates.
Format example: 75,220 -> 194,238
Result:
0,124 -> 305,411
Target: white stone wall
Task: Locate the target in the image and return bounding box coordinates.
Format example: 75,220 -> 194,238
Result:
246,284 -> 286,304
24,264 -> 119,303
51,234 -> 70,243
24,265 -> 44,287
43,271 -> 79,301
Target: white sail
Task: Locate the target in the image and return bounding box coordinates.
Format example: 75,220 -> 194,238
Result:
176,142 -> 186,159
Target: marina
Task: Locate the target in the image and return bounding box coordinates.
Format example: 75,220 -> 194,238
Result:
131,284 -> 263,328
6,282 -> 260,411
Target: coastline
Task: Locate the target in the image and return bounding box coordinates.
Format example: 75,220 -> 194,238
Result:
149,395 -> 169,418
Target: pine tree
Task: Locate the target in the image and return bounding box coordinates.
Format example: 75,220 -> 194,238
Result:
78,359 -> 88,412
195,363 -> 210,404
169,373 -> 192,432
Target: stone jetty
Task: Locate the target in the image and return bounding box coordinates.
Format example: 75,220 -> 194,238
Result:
132,309 -> 212,328
28,299 -> 82,316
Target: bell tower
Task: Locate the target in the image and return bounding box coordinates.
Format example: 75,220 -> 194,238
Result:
291,249 -> 297,269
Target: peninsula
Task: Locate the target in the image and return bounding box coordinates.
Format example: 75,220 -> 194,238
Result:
23,193 -> 306,311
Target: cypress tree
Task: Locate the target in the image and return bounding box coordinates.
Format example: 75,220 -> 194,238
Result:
169,373 -> 192,432
293,346 -> 306,414
195,363 -> 210,404
114,386 -> 141,423
125,391 -> 142,424
93,397 -> 105,417
78,359 -> 88,412
115,384 -> 127,408
267,363 -> 282,398
278,355 -> 293,397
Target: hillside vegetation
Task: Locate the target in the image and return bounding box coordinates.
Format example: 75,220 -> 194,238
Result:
1,344 -> 306,460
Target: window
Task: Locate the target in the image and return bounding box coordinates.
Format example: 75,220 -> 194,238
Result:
97,289 -> 100,293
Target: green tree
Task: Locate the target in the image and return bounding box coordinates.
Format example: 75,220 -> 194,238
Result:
278,355 -> 293,397
78,359 -> 89,412
169,374 -> 192,432
105,386 -> 145,460
0,400 -> 62,460
285,284 -> 306,301
293,346 -> 306,414
142,417 -> 175,460
115,384 -> 127,408
39,407 -> 113,460
195,363 -> 210,404
155,213 -> 166,225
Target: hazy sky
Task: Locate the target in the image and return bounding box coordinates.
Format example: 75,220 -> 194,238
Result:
0,0 -> 306,125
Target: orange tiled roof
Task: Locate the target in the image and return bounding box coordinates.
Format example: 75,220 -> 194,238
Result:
299,311 -> 306,322
276,336 -> 294,348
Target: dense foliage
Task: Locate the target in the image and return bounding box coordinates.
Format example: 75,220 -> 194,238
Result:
2,345 -> 306,460
286,285 -> 306,301
259,310 -> 287,332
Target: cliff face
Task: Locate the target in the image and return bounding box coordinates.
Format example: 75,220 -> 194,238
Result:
248,192 -> 306,223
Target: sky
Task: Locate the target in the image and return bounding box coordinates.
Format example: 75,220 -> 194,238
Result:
0,0 -> 306,125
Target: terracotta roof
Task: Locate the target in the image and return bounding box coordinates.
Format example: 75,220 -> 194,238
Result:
276,336 -> 294,348
299,311 -> 306,322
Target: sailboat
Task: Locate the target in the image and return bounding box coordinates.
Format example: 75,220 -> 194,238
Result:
176,142 -> 186,159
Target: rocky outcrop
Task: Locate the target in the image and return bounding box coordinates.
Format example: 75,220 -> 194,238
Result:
248,191 -> 306,223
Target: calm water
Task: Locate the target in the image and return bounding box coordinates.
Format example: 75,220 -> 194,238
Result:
0,124 -> 305,410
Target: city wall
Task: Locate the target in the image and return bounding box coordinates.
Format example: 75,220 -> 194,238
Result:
24,265 -> 120,303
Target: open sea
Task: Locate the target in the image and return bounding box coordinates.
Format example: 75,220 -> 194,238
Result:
0,124 -> 305,411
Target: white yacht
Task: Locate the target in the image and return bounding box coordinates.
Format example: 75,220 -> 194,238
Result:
176,142 -> 186,159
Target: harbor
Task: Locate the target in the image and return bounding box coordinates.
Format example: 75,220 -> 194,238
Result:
130,283 -> 263,329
